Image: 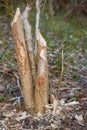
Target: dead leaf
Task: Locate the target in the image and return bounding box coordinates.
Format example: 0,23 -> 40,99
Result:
3,111 -> 14,117
51,123 -> 57,128
16,111 -> 29,121
75,114 -> 84,126
65,101 -> 79,106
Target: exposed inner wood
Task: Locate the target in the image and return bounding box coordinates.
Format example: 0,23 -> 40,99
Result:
35,31 -> 48,113
11,8 -> 35,112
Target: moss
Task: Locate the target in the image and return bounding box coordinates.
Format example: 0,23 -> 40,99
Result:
0,96 -> 4,102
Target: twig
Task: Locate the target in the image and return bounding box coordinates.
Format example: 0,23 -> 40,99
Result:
13,71 -> 23,97
2,55 -> 16,68
12,72 -> 24,110
0,121 -> 9,130
36,0 -> 40,33
58,43 -> 64,99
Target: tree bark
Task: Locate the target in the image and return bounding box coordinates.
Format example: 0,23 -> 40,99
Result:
49,0 -> 55,15
22,5 -> 36,87
35,31 -> 48,113
11,8 -> 34,112
35,0 -> 40,52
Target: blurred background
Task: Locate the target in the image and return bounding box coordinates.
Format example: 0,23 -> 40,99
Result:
0,0 -> 87,100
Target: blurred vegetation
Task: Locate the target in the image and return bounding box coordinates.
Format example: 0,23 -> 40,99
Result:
0,96 -> 4,102
0,0 -> 30,18
49,0 -> 87,16
0,0 -> 87,17
0,0 -> 87,81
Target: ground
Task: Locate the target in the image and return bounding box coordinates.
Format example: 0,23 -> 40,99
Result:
0,6 -> 87,130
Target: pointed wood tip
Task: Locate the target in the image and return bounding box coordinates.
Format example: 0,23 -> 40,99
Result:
11,8 -> 20,27
37,30 -> 46,47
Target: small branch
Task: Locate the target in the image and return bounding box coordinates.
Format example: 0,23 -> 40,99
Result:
13,71 -> 23,97
35,0 -> 40,52
58,43 -> 64,99
36,0 -> 40,33
10,96 -> 22,111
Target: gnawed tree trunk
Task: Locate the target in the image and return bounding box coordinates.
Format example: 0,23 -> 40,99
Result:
35,31 -> 48,113
11,8 -> 35,112
22,5 -> 36,87
11,1 -> 49,114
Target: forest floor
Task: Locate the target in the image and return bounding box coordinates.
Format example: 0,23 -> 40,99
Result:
0,8 -> 87,130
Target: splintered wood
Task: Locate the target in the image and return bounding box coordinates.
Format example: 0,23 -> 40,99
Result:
11,8 -> 35,112
35,31 -> 48,113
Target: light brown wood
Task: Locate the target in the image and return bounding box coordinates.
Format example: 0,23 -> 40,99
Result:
35,31 -> 48,113
11,8 -> 34,112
